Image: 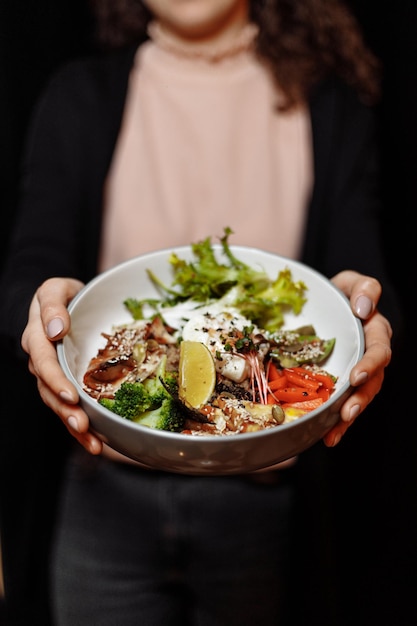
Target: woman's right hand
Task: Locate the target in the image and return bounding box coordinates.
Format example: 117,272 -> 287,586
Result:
21,277 -> 104,455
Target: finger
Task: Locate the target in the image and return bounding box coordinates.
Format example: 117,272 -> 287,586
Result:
22,282 -> 86,403
33,365 -> 103,454
331,270 -> 382,320
37,277 -> 85,340
324,351 -> 387,447
23,305 -> 79,404
349,311 -> 392,386
323,375 -> 382,446
323,381 -> 378,447
342,368 -> 384,422
323,419 -> 352,447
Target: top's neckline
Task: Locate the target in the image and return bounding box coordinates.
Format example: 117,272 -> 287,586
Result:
147,21 -> 259,64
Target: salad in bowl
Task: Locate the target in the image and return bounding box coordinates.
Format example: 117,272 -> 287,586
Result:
57,228 -> 364,474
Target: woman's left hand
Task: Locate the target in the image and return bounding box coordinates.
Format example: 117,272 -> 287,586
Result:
323,270 -> 392,447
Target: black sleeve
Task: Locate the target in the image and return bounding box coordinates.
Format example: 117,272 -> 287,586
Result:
0,49 -> 133,356
303,79 -> 403,340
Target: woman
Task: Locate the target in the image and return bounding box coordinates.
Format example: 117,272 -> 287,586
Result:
0,1 -> 396,624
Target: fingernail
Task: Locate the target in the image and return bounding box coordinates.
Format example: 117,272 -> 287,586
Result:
353,371 -> 368,386
67,416 -> 80,432
60,390 -> 74,403
355,295 -> 372,319
348,404 -> 361,422
47,317 -> 64,338
332,433 -> 342,446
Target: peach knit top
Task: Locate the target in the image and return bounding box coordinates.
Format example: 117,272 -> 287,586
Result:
100,23 -> 313,272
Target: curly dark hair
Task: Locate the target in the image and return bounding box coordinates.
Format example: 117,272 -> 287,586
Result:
89,0 -> 380,109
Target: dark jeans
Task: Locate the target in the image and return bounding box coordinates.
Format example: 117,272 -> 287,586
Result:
50,448 -> 296,626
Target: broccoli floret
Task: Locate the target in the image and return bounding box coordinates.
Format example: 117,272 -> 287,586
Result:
141,354 -> 177,401
98,396 -> 117,412
135,396 -> 185,432
98,354 -> 181,432
142,372 -> 168,405
160,371 -> 179,397
98,381 -> 152,420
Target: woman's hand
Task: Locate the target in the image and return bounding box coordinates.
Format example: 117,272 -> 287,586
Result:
21,277 -> 104,455
323,270 -> 392,447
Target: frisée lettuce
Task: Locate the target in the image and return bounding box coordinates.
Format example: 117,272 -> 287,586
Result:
124,227 -> 308,332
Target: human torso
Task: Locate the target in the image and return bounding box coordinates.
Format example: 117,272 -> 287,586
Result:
100,33 -> 313,272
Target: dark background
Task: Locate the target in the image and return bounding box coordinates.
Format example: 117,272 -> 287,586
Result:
1,1 -> 416,625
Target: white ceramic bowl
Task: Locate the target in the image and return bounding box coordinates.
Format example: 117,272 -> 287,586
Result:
57,246 -> 364,475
